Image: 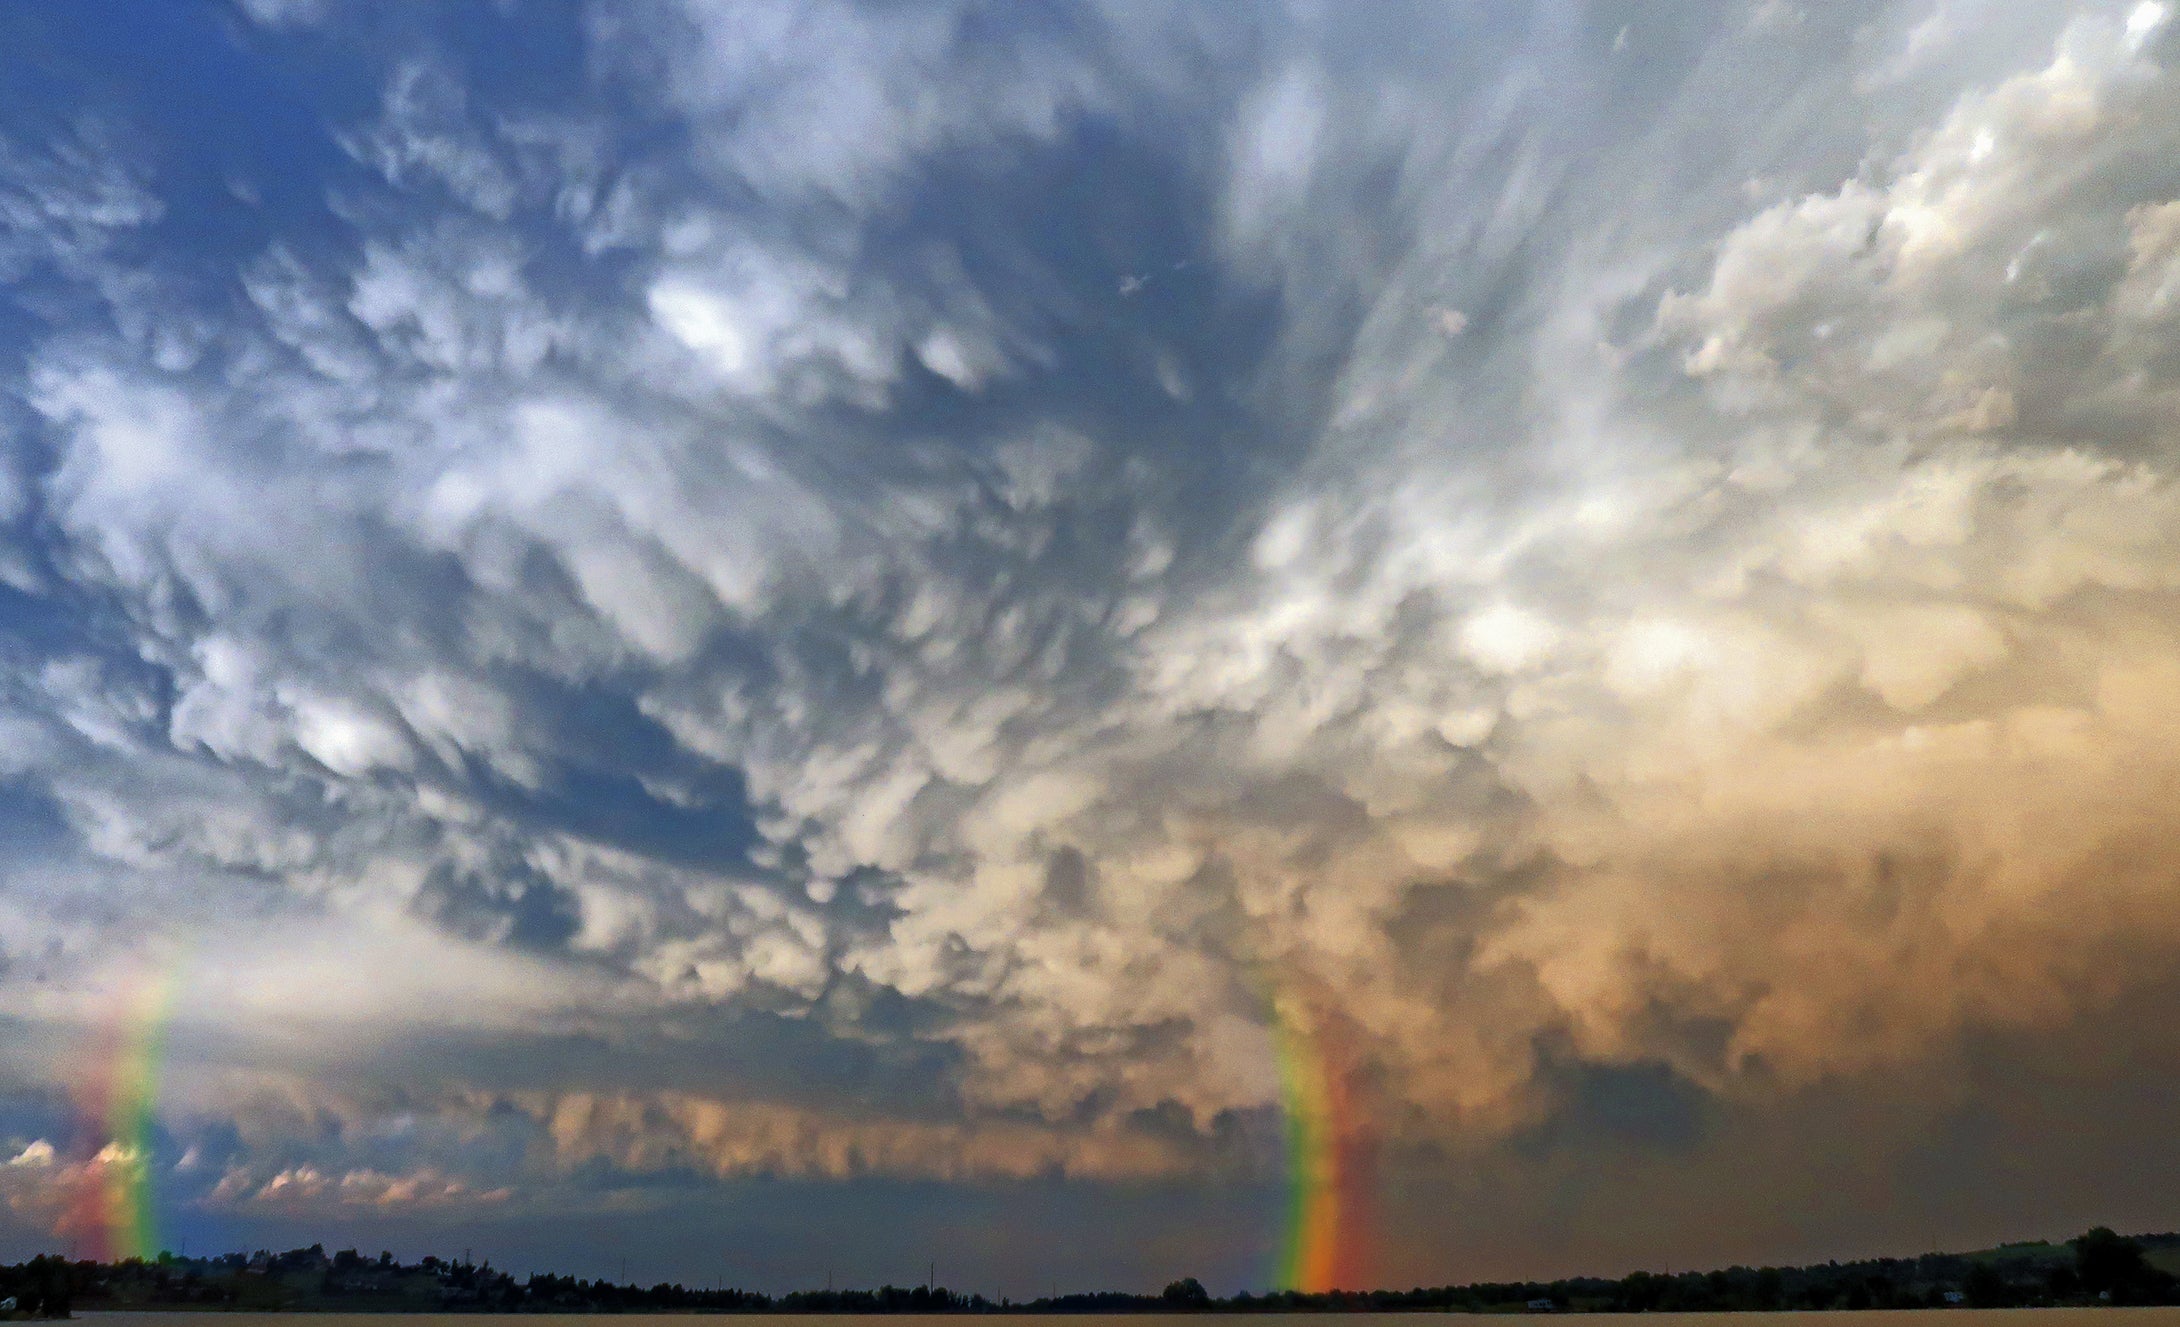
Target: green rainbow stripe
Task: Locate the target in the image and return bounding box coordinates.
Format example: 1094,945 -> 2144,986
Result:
107,968 -> 172,1260
1270,990 -> 1368,1293
1274,1008 -> 1332,1291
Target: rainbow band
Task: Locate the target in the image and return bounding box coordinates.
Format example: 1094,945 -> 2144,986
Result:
1274,1010 -> 1334,1291
109,969 -> 172,1259
68,965 -> 176,1261
1272,994 -> 1369,1293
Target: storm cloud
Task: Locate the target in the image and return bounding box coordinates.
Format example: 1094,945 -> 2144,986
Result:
4,0 -> 2180,1294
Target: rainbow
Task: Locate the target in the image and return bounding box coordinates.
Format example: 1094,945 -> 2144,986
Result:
64,966 -> 177,1261
1271,992 -> 1373,1293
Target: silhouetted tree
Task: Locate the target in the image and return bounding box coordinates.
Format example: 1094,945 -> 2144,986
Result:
1964,1261 -> 2009,1307
1163,1277 -> 1212,1308
2075,1228 -> 2148,1297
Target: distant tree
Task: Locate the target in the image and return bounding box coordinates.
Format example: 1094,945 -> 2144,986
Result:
1754,1267 -> 1784,1309
1965,1261 -> 2009,1307
2046,1262 -> 2082,1298
1613,1271 -> 1664,1312
2074,1228 -> 2148,1297
1162,1277 -> 1212,1308
27,1254 -> 70,1318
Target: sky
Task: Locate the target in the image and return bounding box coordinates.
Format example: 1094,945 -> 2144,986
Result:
4,0 -> 2180,1298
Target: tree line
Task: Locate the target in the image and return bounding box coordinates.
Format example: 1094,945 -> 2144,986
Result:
2,1226 -> 2174,1316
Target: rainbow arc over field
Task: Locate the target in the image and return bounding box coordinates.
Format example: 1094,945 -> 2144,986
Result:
1272,991 -> 1374,1292
64,966 -> 178,1261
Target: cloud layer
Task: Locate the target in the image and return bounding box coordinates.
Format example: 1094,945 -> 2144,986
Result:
3,0 -> 2180,1291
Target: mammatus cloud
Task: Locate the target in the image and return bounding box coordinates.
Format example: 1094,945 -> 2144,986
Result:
2,0 -> 2180,1286
523,1090 -> 1186,1183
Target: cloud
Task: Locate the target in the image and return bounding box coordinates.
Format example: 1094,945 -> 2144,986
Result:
5,1141 -> 54,1168
521,1089 -> 1185,1183
214,1164 -> 512,1212
0,1139 -> 149,1236
0,121 -> 163,278
3,0 -> 2180,1286
343,60 -> 521,222
591,0 -> 1115,208
233,0 -> 332,26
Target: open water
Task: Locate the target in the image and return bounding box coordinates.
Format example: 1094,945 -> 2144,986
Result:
69,1311 -> 2180,1327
